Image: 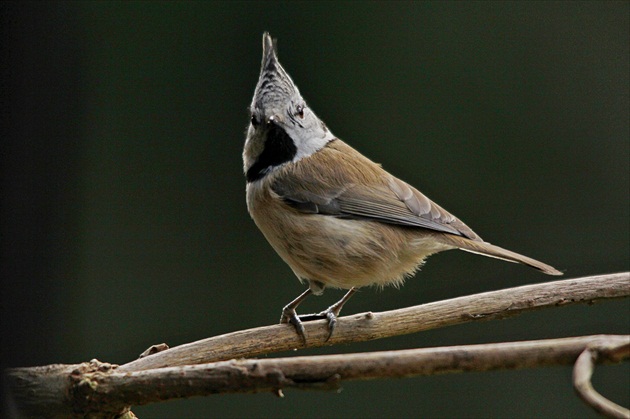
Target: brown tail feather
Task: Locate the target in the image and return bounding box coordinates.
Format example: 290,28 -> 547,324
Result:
438,234 -> 563,276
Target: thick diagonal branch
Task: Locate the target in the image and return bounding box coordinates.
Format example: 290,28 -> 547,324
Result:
5,272 -> 629,418
8,335 -> 628,417
120,272 -> 629,373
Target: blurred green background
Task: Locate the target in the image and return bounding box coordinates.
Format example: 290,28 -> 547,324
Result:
2,1 -> 628,417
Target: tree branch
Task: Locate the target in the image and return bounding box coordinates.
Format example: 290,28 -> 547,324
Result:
7,335 -> 629,418
83,336 -> 630,400
119,272 -> 629,373
4,272 -> 629,418
574,343 -> 630,418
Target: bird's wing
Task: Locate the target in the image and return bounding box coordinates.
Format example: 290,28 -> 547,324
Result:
271,172 -> 480,240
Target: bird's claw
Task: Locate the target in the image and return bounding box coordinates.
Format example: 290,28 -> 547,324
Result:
318,307 -> 339,342
280,307 -> 307,345
280,308 -> 339,344
280,287 -> 356,344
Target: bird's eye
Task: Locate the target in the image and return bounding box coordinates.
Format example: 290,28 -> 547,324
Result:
296,105 -> 305,119
251,114 -> 259,127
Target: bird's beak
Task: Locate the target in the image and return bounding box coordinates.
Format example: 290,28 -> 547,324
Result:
267,114 -> 282,125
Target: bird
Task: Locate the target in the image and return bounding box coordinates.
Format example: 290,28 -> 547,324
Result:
243,32 -> 562,344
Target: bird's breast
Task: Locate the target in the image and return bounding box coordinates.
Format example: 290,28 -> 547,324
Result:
246,177 -> 450,289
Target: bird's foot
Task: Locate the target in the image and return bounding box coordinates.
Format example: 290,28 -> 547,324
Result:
280,306 -> 308,345
279,308 -> 335,343
281,288 -> 358,343
307,307 -> 340,342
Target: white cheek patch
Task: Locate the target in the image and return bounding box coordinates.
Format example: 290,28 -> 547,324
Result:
291,124 -> 336,162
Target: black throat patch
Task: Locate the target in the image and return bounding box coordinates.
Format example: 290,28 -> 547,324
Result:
246,123 -> 297,182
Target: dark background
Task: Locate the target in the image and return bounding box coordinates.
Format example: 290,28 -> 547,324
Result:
2,1 -> 628,417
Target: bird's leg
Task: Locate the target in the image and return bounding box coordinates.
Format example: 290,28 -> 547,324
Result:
320,287 -> 357,341
281,287 -> 358,343
280,288 -> 313,344
301,287 -> 357,341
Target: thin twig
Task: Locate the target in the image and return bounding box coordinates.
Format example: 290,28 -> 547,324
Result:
574,343 -> 630,418
119,272 -> 630,373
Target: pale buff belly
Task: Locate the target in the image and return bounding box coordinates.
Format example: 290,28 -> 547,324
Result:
254,209 -> 453,290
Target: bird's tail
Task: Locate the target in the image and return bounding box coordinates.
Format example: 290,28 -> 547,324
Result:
438,234 -> 563,276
